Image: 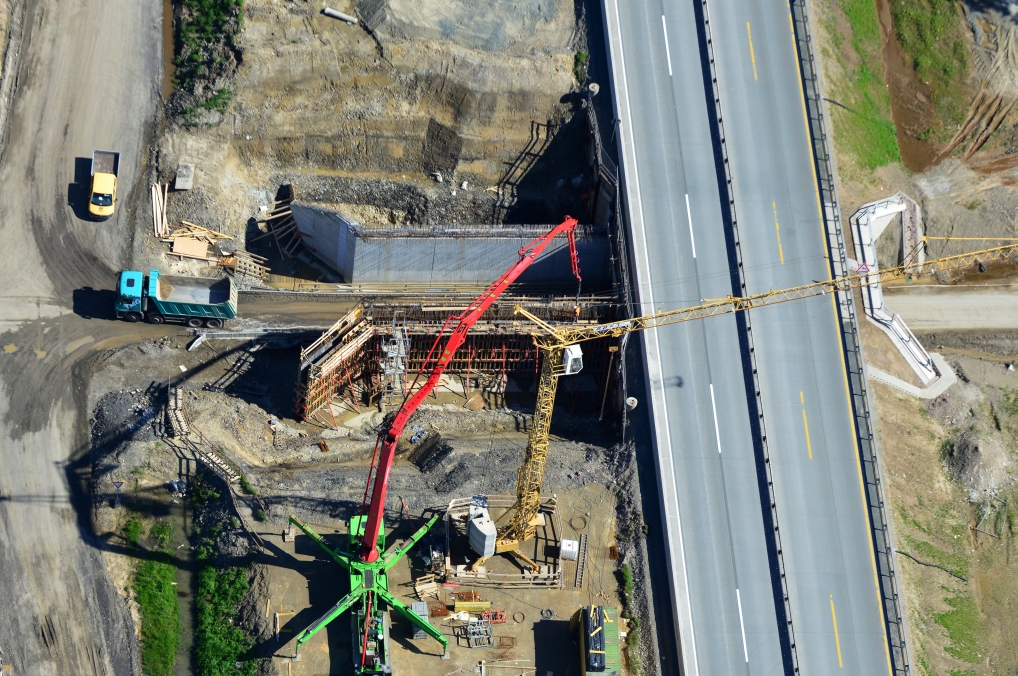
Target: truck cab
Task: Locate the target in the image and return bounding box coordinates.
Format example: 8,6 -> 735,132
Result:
115,270 -> 144,321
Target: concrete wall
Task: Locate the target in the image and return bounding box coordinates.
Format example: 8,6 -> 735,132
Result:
291,202 -> 611,289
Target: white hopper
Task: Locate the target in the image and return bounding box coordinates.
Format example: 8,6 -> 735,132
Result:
468,508 -> 496,557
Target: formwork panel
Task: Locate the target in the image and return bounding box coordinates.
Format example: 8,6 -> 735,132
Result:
291,202 -> 611,289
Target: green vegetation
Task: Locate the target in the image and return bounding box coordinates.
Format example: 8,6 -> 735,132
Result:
890,0 -> 969,139
950,670 -> 979,676
123,515 -> 145,547
255,508 -> 267,522
191,474 -> 221,507
150,522 -> 173,548
203,88 -> 233,114
239,474 -> 257,496
626,626 -> 641,675
174,0 -> 243,124
190,469 -> 258,675
135,555 -> 181,676
935,593 -> 983,663
1000,388 -> 1018,416
829,0 -> 900,170
897,504 -> 931,535
939,436 -> 956,462
906,537 -> 969,578
621,564 -> 634,597
573,51 -> 588,83
195,560 -> 255,676
125,519 -> 181,676
617,562 -> 641,674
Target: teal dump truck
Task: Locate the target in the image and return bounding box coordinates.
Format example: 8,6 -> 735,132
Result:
115,270 -> 237,327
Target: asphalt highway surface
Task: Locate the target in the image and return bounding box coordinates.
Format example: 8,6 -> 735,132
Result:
604,0 -> 894,673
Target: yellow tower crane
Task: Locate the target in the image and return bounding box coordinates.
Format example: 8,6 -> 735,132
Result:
475,242 -> 1018,571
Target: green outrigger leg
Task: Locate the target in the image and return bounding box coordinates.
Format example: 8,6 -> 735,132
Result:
287,513 -> 449,667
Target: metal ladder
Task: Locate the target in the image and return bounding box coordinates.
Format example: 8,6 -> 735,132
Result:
574,533 -> 589,588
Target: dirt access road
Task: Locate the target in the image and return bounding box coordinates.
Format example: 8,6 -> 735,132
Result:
0,0 -> 159,673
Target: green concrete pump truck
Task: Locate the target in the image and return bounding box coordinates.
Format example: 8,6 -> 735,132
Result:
115,270 -> 237,328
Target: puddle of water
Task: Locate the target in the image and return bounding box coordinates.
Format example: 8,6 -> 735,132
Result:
875,0 -> 939,172
163,0 -> 176,100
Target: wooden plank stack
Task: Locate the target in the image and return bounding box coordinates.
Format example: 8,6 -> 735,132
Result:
163,221 -> 234,262
151,182 -> 169,236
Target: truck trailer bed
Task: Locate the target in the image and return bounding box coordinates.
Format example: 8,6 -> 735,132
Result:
157,276 -> 232,304
92,150 -> 119,175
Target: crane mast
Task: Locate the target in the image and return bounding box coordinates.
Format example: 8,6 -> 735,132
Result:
486,240 -> 1018,567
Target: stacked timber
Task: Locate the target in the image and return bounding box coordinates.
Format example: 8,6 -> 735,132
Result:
150,183 -> 169,236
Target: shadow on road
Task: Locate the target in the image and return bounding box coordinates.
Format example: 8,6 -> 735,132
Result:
72,287 -> 117,320
68,157 -> 94,222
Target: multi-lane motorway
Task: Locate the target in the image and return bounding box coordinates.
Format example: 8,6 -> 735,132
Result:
603,0 -> 898,674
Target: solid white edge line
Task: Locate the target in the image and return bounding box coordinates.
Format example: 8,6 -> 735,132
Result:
662,15 -> 673,77
685,193 -> 696,258
736,588 -> 749,663
710,383 -> 721,454
607,1 -> 699,674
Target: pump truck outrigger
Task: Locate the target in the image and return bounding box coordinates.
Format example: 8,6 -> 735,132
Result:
285,217 -> 582,671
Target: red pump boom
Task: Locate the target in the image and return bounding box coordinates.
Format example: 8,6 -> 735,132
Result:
358,217 -> 582,561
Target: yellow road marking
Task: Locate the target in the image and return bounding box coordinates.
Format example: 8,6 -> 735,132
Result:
830,595 -> 843,667
773,201 -> 785,264
790,11 -> 893,675
747,22 -> 758,81
800,391 -> 812,459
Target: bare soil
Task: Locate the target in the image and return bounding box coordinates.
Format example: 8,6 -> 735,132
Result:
864,329 -> 1018,675
140,0 -> 594,279
85,331 -> 649,675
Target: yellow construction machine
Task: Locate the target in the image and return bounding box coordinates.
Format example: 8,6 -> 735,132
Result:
473,242 -> 1018,571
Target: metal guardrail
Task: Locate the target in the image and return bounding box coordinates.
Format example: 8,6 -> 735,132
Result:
789,1 -> 911,673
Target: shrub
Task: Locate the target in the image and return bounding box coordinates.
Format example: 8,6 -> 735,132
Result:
239,475 -> 257,496
123,515 -> 145,547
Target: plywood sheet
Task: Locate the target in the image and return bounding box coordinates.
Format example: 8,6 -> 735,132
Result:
171,236 -> 209,259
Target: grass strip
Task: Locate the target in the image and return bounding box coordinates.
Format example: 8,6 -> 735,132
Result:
935,593 -> 983,663
135,554 -> 182,676
890,0 -> 969,99
828,0 -> 900,169
195,557 -> 255,675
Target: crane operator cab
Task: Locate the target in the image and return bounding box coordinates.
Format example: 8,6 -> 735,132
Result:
558,344 -> 584,376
